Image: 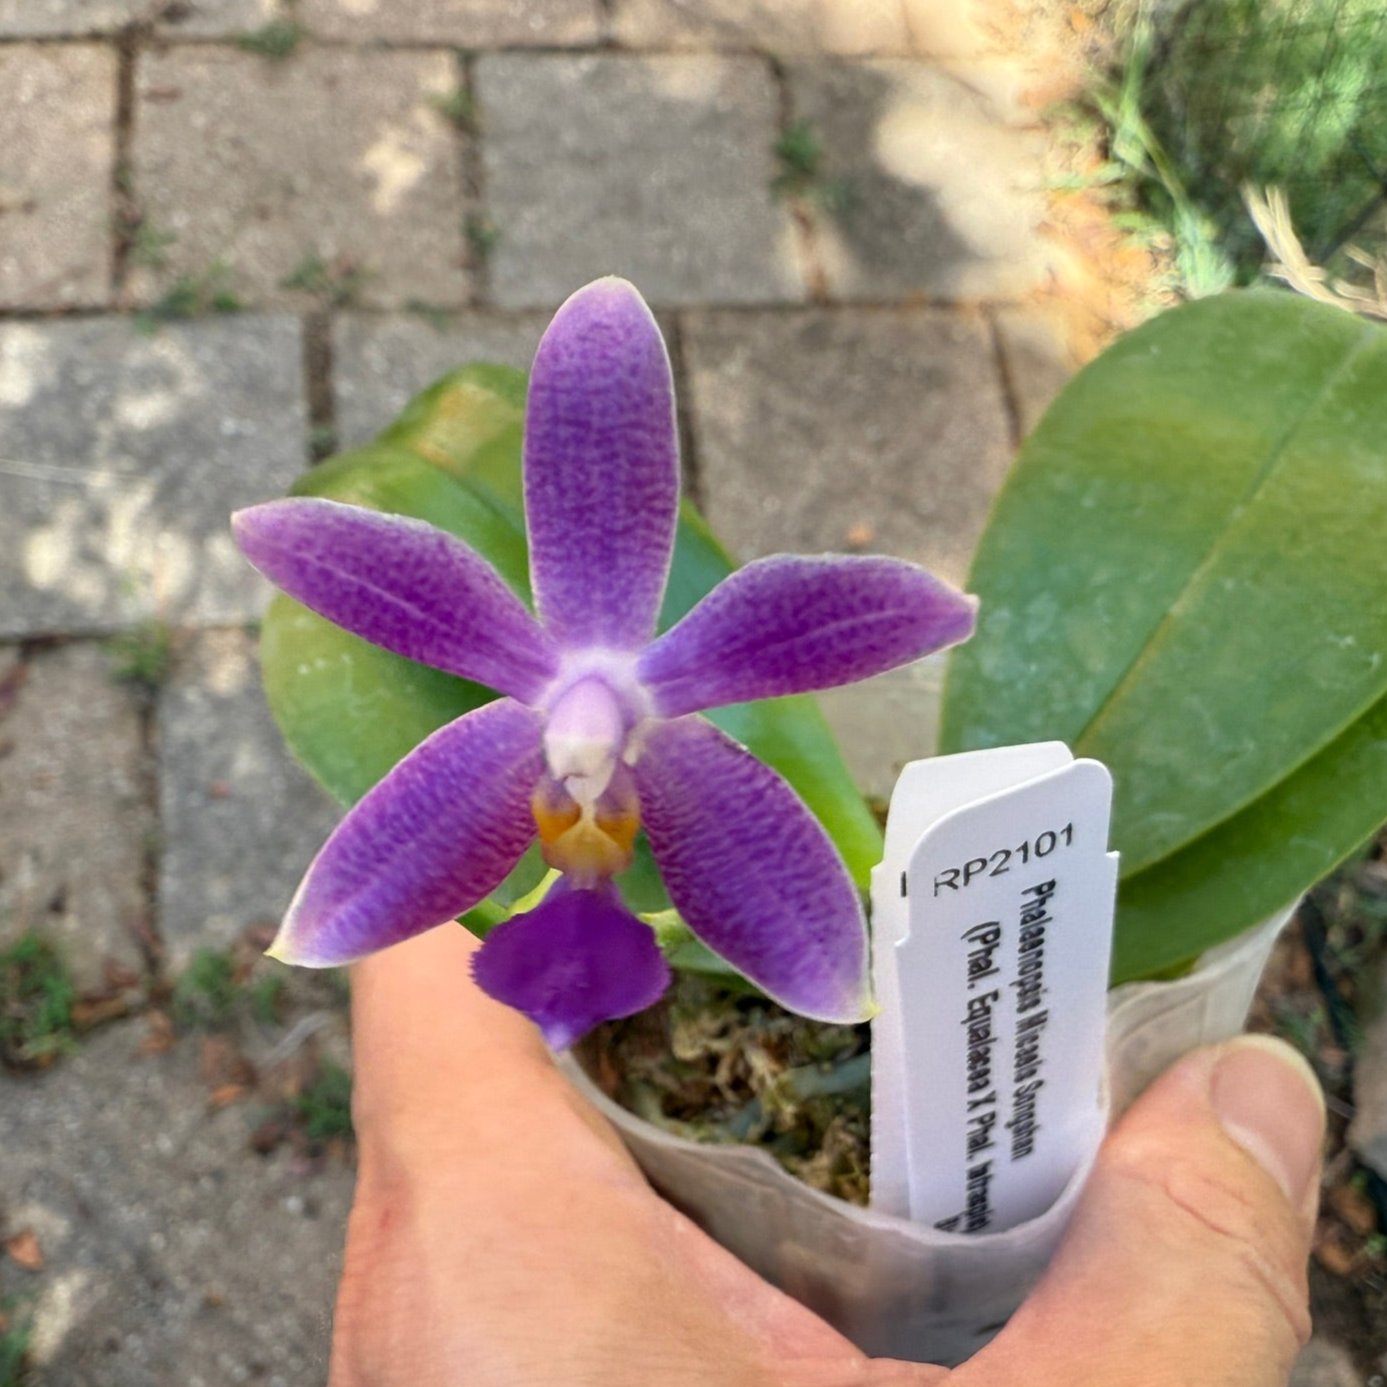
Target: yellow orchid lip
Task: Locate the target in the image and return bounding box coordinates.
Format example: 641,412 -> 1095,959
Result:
532,769 -> 640,884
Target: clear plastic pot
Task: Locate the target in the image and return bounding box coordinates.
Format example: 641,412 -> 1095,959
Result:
560,902 -> 1296,1366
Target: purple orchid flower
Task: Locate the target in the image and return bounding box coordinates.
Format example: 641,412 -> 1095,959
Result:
233,278 -> 977,1049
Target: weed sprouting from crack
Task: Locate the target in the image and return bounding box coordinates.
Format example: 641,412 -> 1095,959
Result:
129,221 -> 177,272
135,262 -> 242,332
772,118 -> 854,215
0,1297 -> 34,1387
108,620 -> 173,692
0,934 -> 78,1070
464,214 -> 500,262
235,18 -> 303,60
294,1060 -> 354,1145
428,86 -> 478,133
171,947 -> 241,1031
281,252 -> 371,308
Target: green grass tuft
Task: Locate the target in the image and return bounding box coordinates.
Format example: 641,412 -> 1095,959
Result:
405,298 -> 453,331
464,214 -> 500,261
108,620 -> 173,691
135,262 -> 241,332
295,1060 -> 353,1144
235,18 -> 303,60
427,86 -> 478,132
773,118 -> 823,196
250,972 -> 287,1027
0,1298 -> 33,1387
1094,0 -> 1387,293
172,948 -> 241,1030
129,222 -> 177,271
772,118 -> 854,214
281,252 -> 369,307
0,934 -> 77,1069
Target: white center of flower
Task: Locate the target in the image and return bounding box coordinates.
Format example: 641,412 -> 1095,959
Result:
542,664 -> 646,808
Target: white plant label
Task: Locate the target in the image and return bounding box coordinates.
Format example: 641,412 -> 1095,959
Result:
870,744 -> 1117,1232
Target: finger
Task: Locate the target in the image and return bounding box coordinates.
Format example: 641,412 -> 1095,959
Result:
967,1035 -> 1324,1387
340,928 -> 932,1387
348,923 -> 635,1170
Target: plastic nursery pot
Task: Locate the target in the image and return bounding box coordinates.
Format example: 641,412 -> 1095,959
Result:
561,901 -> 1298,1368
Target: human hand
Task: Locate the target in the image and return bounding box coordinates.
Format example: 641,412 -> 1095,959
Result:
329,923 -> 1324,1387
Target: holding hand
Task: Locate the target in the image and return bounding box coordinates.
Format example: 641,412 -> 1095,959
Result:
330,923 -> 1323,1387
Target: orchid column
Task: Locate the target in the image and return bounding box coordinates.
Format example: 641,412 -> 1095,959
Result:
234,278 -> 977,1049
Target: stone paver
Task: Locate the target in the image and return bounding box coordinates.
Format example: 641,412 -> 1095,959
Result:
786,61 -> 1048,301
331,310 -> 550,448
0,315 -> 305,637
298,0 -> 600,44
0,643 -> 151,991
611,0 -> 912,54
158,630 -> 341,972
157,0 -> 283,37
683,307 -> 1011,586
994,306 -> 1075,440
0,45 -> 115,310
0,1019 -> 353,1384
475,53 -> 804,308
0,0 -> 278,33
132,46 -> 468,310
817,654 -> 947,804
0,0 -> 143,34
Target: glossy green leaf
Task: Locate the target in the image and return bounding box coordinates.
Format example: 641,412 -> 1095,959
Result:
375,363 -> 529,512
940,291 -> 1387,978
1114,687 -> 1387,981
261,594 -> 492,806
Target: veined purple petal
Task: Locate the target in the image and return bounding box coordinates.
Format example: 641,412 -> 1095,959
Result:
471,883 -> 670,1050
633,717 -> 871,1023
524,278 -> 679,650
233,498 -> 558,703
637,554 -> 977,717
269,699 -> 543,967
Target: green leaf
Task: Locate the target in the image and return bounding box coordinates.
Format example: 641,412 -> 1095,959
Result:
940,291 -> 1387,978
261,594 -> 492,806
1114,687 -> 1387,982
258,360 -> 882,940
375,363 -> 528,511
661,498 -> 740,627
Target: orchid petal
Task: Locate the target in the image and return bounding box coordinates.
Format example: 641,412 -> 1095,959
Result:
471,884 -> 670,1050
269,699 -> 543,967
524,278 -> 679,649
637,553 -> 978,717
634,716 -> 871,1023
234,498 -> 558,703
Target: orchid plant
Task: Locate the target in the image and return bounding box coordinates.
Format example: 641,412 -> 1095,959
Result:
235,279 -> 976,1048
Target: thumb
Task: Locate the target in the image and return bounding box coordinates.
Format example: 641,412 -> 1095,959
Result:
968,1036 -> 1324,1387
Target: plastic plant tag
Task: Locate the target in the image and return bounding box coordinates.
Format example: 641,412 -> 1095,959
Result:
870,744 -> 1117,1232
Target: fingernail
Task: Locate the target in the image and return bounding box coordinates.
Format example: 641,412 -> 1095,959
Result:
1210,1034 -> 1325,1211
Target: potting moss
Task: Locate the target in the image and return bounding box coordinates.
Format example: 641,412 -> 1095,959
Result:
581,974 -> 872,1206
